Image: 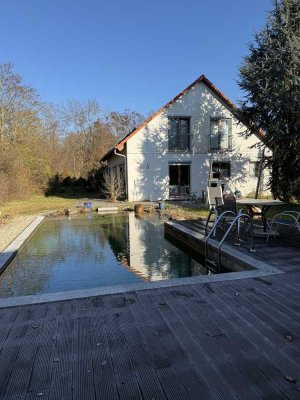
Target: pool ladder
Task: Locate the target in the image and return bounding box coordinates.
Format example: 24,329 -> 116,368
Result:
205,211 -> 254,273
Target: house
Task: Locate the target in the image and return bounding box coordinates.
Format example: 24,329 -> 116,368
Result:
101,75 -> 268,201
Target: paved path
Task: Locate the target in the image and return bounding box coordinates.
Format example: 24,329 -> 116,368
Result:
0,268 -> 300,399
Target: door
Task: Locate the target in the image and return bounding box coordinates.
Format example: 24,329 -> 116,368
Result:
169,164 -> 190,196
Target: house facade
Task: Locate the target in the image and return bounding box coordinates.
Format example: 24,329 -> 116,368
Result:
102,75 -> 268,201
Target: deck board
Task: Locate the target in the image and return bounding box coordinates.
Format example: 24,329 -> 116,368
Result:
0,270 -> 300,399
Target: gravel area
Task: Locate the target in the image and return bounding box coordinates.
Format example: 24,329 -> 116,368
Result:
0,215 -> 37,252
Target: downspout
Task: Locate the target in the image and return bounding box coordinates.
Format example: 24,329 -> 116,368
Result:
255,148 -> 265,199
114,148 -> 128,199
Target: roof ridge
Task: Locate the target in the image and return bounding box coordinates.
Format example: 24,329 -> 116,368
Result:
101,74 -> 264,161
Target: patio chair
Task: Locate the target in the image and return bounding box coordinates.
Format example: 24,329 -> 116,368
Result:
266,211 -> 300,243
205,186 -> 223,233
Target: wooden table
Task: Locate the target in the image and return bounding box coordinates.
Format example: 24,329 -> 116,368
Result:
236,198 -> 285,233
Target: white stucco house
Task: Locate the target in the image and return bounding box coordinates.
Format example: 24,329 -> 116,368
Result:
101,75 -> 268,201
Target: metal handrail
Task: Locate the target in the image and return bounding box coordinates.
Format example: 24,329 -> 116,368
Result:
205,211 -> 254,272
217,213 -> 254,269
205,211 -> 236,264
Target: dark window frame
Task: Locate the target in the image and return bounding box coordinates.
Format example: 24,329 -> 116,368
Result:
212,161 -> 231,180
169,162 -> 191,196
168,117 -> 191,151
249,161 -> 260,178
209,117 -> 232,151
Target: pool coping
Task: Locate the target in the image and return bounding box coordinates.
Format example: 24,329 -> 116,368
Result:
0,216 -> 45,275
0,218 -> 283,309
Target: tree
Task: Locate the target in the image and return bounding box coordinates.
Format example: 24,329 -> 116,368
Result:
238,0 -> 300,201
105,109 -> 144,139
101,167 -> 125,202
0,63 -> 39,142
0,63 -> 49,201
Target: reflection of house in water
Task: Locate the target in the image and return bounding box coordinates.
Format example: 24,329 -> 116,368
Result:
100,213 -> 206,281
117,213 -> 206,281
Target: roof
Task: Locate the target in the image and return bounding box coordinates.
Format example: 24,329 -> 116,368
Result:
101,74 -> 265,162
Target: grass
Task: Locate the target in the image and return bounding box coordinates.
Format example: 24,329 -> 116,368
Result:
1,194 -> 298,223
0,194 -> 121,219
161,202 -> 209,220
0,194 -> 209,222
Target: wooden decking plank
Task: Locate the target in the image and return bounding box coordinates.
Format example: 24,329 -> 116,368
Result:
90,309 -> 119,400
48,300 -> 74,400
147,289 -> 233,400
185,286 -> 300,399
158,287 -> 266,400
216,281 -> 299,351
0,309 -> 31,398
25,389 -> 49,400
72,316 -> 95,400
0,306 -> 19,324
169,288 -> 223,337
130,302 -> 172,369
155,367 -> 191,400
72,297 -> 95,399
132,293 -> 200,399
196,284 -> 300,393
1,305 -> 47,399
194,284 -> 300,398
133,291 -> 210,399
248,276 -> 300,316
74,297 -> 93,319
0,307 -> 19,351
220,282 -> 300,365
236,279 -> 300,330
118,306 -> 166,400
267,270 -> 300,287
105,297 -> 143,400
27,302 -> 60,393
176,286 -> 289,400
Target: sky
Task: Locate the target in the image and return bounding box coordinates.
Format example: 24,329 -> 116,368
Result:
0,0 -> 273,116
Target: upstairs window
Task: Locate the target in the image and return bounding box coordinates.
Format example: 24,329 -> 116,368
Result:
210,118 -> 232,151
168,117 -> 191,151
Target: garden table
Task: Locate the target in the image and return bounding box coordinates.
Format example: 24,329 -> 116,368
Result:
236,198 -> 285,234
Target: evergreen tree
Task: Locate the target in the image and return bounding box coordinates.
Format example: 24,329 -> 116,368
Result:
238,0 -> 300,201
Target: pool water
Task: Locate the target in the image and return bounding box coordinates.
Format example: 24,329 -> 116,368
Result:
0,212 -> 209,298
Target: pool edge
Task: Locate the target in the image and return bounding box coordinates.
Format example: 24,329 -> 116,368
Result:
0,219 -> 283,309
0,216 -> 45,275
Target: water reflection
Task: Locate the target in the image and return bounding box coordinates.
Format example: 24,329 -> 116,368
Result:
0,212 -> 207,298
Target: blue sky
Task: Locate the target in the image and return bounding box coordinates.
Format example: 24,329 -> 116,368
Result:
0,0 -> 272,115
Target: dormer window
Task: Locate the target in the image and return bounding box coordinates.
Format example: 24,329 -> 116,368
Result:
210,117 -> 232,151
168,117 -> 191,151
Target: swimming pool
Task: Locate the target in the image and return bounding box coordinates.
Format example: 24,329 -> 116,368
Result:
0,212 -> 209,298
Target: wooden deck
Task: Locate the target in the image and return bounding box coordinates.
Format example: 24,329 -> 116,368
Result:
179,219 -> 300,274
0,266 -> 300,399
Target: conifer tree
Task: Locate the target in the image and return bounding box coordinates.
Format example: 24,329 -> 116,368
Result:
238,0 -> 300,201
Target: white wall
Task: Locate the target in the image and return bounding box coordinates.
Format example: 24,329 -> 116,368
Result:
123,81 -> 269,201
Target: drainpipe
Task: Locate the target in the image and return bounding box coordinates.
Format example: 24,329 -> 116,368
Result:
255,148 -> 265,199
114,148 -> 128,199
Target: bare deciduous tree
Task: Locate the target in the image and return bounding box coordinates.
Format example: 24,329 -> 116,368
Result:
102,168 -> 125,202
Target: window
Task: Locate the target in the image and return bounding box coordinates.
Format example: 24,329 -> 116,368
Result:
168,117 -> 190,151
212,162 -> 231,179
210,118 -> 232,151
249,161 -> 260,178
169,164 -> 190,196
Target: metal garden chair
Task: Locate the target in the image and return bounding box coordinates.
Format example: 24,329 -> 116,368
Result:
266,211 -> 300,243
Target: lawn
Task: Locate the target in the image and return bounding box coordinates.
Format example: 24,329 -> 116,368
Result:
1,194 -> 298,223
0,194 -> 116,219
